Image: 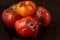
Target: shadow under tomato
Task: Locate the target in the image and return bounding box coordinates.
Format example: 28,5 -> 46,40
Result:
4,23 -> 54,40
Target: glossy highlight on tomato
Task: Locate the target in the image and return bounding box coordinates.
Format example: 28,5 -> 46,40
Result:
2,4 -> 21,28
15,16 -> 39,37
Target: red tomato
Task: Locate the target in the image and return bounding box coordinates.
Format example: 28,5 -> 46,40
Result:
15,16 -> 39,37
15,1 -> 36,17
2,4 -> 21,28
33,6 -> 51,27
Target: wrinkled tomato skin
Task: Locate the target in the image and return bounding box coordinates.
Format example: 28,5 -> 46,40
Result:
15,16 -> 39,37
2,5 -> 21,28
33,7 -> 51,27
16,1 -> 36,17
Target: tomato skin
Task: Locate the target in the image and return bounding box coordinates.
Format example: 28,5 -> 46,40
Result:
2,4 -> 21,28
16,1 -> 36,17
15,16 -> 39,37
33,6 -> 51,27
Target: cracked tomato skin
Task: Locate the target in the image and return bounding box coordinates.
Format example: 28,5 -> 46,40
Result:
33,6 -> 51,27
2,4 -> 21,28
15,1 -> 36,17
15,16 -> 39,37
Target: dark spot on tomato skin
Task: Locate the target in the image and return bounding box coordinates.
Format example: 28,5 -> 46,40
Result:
19,2 -> 26,7
39,11 -> 43,15
29,4 -> 34,9
38,17 -> 43,25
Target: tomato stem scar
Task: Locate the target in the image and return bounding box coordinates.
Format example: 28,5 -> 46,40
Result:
27,22 -> 35,31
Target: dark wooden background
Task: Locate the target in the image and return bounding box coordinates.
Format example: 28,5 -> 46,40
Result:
0,0 -> 60,40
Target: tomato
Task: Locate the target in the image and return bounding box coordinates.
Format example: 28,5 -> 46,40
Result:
15,16 -> 39,37
9,4 -> 17,12
15,1 -> 36,17
2,4 -> 21,28
33,6 -> 51,27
